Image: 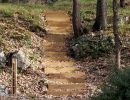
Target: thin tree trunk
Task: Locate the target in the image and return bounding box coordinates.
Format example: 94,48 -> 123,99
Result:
72,0 -> 82,38
1,0 -> 8,3
120,0 -> 125,8
93,0 -> 107,31
113,0 -> 121,70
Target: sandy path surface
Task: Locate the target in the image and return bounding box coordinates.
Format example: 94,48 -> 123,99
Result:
43,11 -> 86,96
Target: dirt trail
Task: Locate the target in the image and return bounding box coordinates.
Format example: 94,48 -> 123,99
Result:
43,11 -> 86,96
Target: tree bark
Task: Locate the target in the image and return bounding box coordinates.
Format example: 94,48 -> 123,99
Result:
72,0 -> 82,38
1,0 -> 8,3
113,0 -> 121,70
93,0 -> 107,31
120,0 -> 125,8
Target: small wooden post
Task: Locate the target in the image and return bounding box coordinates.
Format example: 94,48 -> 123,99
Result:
12,57 -> 17,96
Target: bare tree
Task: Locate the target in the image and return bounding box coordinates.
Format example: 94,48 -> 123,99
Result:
113,0 -> 121,69
72,0 -> 82,38
93,0 -> 107,31
120,0 -> 125,8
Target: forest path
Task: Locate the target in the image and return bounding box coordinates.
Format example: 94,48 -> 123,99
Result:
43,11 -> 86,96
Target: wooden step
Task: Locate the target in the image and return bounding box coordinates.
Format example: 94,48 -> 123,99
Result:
44,51 -> 71,61
46,72 -> 85,83
44,34 -> 69,42
44,60 -> 74,68
47,20 -> 70,26
47,83 -> 86,96
47,77 -> 85,84
44,43 -> 67,52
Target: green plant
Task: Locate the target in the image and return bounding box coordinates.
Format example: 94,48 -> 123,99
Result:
21,34 -> 31,48
0,67 -> 3,73
91,68 -> 130,100
0,3 -> 45,25
29,53 -> 39,61
69,34 -> 114,59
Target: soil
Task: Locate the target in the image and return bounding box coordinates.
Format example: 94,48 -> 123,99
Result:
43,11 -> 87,96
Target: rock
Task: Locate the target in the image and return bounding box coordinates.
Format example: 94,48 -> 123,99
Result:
0,50 -> 6,67
0,85 -> 8,96
47,0 -> 53,3
120,16 -> 130,26
13,49 -> 31,70
38,80 -> 48,94
18,96 -> 28,100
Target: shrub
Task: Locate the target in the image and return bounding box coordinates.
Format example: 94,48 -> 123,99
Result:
69,34 -> 114,59
91,68 -> 130,100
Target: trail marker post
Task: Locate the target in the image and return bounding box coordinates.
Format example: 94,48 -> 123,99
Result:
12,57 -> 17,96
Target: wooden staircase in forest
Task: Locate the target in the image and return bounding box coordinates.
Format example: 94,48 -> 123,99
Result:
43,11 -> 87,96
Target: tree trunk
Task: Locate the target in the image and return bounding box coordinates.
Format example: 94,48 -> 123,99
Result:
1,0 -> 8,3
72,0 -> 82,38
93,0 -> 107,31
120,0 -> 125,8
113,0 -> 121,70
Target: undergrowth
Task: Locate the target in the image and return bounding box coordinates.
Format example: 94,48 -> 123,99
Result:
91,68 -> 130,100
0,3 -> 45,25
69,33 -> 114,60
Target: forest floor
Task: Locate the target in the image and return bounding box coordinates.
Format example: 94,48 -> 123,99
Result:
0,10 -> 113,99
